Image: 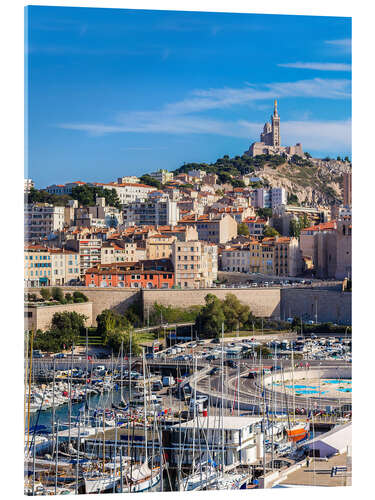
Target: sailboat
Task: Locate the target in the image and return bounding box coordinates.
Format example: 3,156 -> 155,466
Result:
284,350 -> 310,443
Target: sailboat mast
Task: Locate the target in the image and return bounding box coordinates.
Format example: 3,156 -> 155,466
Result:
143,348 -> 148,462
221,322 -> 225,476
68,343 -> 74,448
26,330 -> 34,455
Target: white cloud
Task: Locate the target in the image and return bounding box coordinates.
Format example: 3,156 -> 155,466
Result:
58,78 -> 351,153
278,62 -> 351,71
324,39 -> 352,55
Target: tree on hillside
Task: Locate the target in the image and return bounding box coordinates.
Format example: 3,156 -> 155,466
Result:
263,226 -> 280,238
237,223 -> 250,236
139,175 -> 162,189
256,208 -> 273,219
71,185 -> 121,209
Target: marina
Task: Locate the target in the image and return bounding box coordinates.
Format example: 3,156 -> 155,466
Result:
24,329 -> 352,494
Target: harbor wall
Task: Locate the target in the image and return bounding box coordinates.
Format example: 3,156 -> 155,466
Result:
24,302 -> 93,332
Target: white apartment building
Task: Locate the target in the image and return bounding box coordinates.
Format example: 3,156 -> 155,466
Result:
96,182 -> 156,205
25,204 -> 65,239
117,176 -> 140,184
188,169 -> 206,180
24,179 -> 35,193
65,238 -> 102,279
122,198 -> 179,228
45,181 -> 86,195
172,240 -> 218,289
251,187 -> 287,209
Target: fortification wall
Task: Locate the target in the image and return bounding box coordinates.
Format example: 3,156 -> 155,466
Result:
142,288 -> 281,318
280,289 -> 351,325
25,302 -> 93,332
25,287 -> 141,326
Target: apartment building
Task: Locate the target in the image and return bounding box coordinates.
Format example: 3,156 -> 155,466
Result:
180,213 -> 237,244
117,176 -> 140,184
95,182 -> 156,205
122,198 -> 179,228
251,187 -> 287,209
45,181 -> 86,195
65,238 -> 102,279
172,240 -> 218,288
148,169 -> 174,184
243,217 -> 267,239
101,241 -> 137,264
74,197 -> 123,228
24,245 -> 80,287
221,246 -> 250,273
221,240 -> 274,274
85,260 -> 174,289
272,236 -> 303,277
146,234 -> 177,260
24,179 -> 34,193
25,203 -> 65,239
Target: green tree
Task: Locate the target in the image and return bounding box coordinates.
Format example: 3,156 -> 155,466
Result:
40,288 -> 51,301
195,294 -> 225,338
237,223 -> 250,236
73,291 -> 88,303
33,311 -> 87,351
337,156 -> 342,162
287,193 -> 299,206
51,287 -> 64,303
305,152 -> 312,159
139,175 -> 162,189
262,226 -> 280,238
222,294 -> 253,332
256,208 -> 273,219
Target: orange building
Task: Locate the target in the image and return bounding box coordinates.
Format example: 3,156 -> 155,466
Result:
85,262 -> 174,289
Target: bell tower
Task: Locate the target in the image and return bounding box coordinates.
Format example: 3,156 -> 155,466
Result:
271,99 -> 280,147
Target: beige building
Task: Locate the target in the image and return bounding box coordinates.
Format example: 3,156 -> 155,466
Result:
149,169 -> 174,184
272,236 -> 303,277
101,241 -> 137,263
180,213 -> 237,244
300,221 -> 337,266
172,240 -> 218,288
146,234 -> 177,260
24,245 -> 80,287
314,216 -> 351,279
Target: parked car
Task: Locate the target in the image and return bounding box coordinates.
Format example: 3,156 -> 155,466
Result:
209,367 -> 219,375
54,352 -> 67,359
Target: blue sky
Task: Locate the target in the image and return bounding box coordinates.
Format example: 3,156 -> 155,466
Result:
26,6 -> 351,188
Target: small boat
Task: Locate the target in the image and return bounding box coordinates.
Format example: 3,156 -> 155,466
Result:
286,420 -> 310,442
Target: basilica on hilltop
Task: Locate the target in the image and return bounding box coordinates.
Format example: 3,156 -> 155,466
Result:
245,100 -> 304,158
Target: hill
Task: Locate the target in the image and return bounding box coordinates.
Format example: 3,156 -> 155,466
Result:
173,154 -> 351,206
